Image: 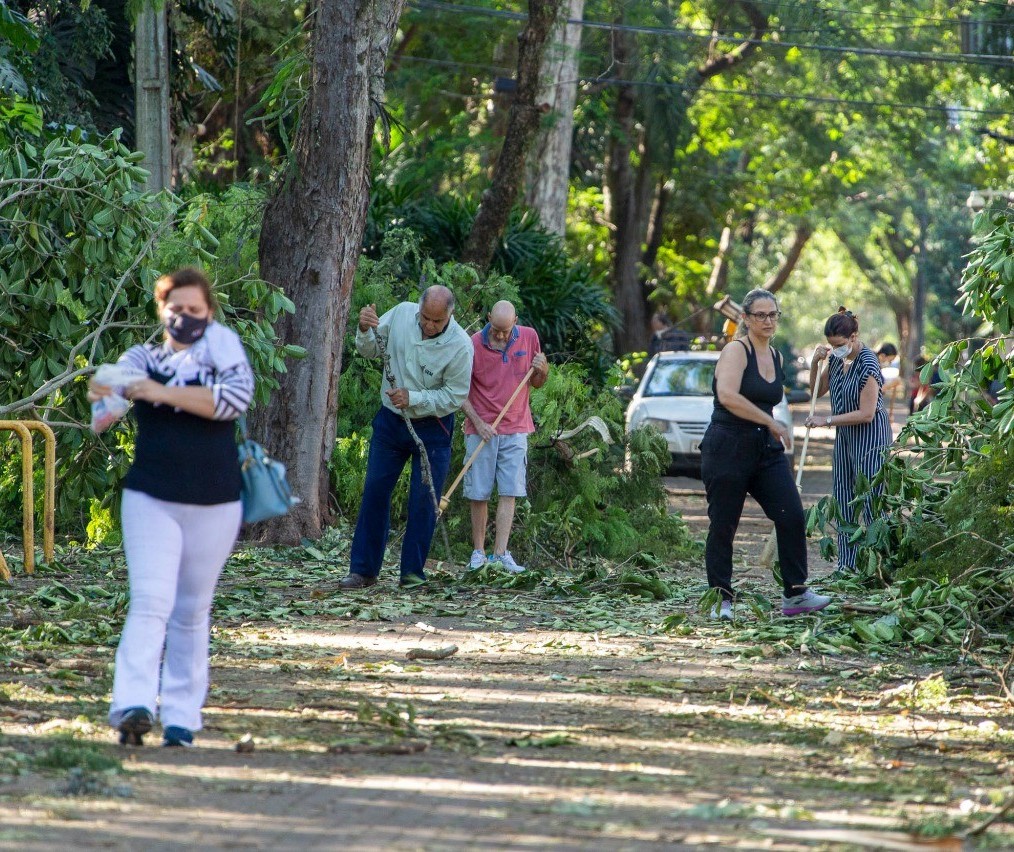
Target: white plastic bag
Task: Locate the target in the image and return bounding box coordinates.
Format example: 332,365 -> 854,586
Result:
90,394 -> 130,433
90,363 -> 148,433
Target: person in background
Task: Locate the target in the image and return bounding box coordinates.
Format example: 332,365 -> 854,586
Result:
876,343 -> 903,424
88,267 -> 254,747
460,300 -> 549,573
339,286 -> 473,590
701,288 -> 831,620
806,307 -> 893,575
876,343 -> 902,391
648,312 -> 691,357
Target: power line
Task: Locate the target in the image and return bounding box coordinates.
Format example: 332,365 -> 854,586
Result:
743,0 -> 1014,24
776,21 -> 1014,35
409,0 -> 1014,69
394,55 -> 1014,119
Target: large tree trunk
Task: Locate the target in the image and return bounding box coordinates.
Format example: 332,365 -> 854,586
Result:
462,0 -> 562,270
524,0 -> 584,234
252,0 -> 405,543
605,2 -> 767,354
604,30 -> 654,354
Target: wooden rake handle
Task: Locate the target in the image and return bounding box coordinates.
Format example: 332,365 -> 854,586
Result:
795,363 -> 824,490
439,366 -> 535,515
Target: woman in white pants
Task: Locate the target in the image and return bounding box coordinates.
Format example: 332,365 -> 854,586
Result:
89,268 -> 253,746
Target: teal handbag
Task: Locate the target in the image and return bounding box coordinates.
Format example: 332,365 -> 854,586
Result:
237,417 -> 299,523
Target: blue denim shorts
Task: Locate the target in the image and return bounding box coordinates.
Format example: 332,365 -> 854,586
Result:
463,433 -> 528,500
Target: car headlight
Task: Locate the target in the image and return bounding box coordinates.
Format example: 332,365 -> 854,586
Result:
641,417 -> 671,434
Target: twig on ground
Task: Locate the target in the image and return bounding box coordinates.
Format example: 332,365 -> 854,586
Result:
963,790 -> 1014,838
842,603 -> 884,614
406,645 -> 459,661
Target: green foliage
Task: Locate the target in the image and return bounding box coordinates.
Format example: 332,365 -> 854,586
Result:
367,183 -> 617,380
0,1 -> 37,98
0,127 -> 297,543
32,738 -> 122,773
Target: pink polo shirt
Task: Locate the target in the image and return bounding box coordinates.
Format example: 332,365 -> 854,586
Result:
464,324 -> 542,435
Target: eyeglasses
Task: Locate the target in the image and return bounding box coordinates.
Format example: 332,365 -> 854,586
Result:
745,311 -> 782,321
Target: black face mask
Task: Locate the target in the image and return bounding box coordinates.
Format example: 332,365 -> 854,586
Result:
165,312 -> 209,344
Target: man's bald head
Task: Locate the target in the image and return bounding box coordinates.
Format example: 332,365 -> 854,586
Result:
489,301 -> 517,328
487,300 -> 518,350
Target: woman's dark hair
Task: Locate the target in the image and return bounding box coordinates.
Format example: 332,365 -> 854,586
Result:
876,342 -> 898,358
154,267 -> 218,314
824,306 -> 859,338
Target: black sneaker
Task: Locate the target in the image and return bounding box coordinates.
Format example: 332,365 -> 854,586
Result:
339,573 -> 378,590
117,706 -> 154,746
162,725 -> 194,747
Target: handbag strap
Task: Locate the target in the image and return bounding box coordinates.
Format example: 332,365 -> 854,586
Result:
237,415 -> 249,442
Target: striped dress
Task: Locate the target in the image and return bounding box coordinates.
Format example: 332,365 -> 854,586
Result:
827,346 -> 893,569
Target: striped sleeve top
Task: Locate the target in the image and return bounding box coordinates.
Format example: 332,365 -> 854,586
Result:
120,323 -> 254,505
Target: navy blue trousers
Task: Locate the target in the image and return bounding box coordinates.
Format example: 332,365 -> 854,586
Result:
349,407 -> 453,580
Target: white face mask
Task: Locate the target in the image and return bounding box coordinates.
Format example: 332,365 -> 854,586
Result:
831,343 -> 851,359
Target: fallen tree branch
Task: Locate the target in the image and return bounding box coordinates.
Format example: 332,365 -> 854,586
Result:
328,739 -> 429,755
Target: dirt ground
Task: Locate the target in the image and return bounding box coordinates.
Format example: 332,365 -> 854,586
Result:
1,400 -> 1012,850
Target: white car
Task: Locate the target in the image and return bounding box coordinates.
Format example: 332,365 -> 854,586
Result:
625,350 -> 794,476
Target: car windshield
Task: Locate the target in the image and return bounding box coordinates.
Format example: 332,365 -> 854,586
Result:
643,359 -> 716,397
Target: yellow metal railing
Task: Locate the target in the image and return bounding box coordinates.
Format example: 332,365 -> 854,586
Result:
0,420 -> 56,580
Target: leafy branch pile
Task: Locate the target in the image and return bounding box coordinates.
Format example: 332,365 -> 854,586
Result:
804,210 -> 1014,656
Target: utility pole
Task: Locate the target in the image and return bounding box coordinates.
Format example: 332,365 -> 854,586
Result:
134,2 -> 171,191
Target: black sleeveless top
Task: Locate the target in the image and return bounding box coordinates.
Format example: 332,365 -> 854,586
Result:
711,339 -> 784,428
125,393 -> 241,505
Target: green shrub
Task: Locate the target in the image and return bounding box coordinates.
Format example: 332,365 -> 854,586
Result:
0,128 -> 297,542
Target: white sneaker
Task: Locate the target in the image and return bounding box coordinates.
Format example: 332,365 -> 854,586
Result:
489,551 -> 525,574
782,589 -> 832,616
468,549 -> 488,570
710,600 -> 734,621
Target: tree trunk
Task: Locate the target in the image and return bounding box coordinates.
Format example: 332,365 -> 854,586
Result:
642,178 -> 671,271
605,2 -> 768,354
762,221 -> 813,295
909,198 -> 930,364
462,0 -> 563,270
134,3 -> 171,190
252,0 -> 405,543
524,0 -> 584,234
